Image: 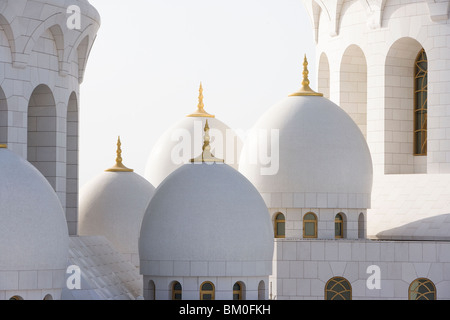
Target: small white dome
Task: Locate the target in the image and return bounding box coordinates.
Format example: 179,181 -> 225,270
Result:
0,147 -> 69,272
144,116 -> 242,187
139,162 -> 274,277
239,95 -> 373,208
79,171 -> 155,262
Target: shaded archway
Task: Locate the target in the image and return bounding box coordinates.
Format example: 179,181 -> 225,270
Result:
340,44 -> 367,139
77,36 -> 89,82
66,92 -> 78,235
318,52 -> 330,99
0,86 -> 7,144
385,37 -> 425,174
28,84 -> 57,189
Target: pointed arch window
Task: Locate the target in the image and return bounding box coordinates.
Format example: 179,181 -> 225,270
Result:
303,212 -> 317,238
414,48 -> 427,156
409,278 -> 436,300
274,213 -> 285,238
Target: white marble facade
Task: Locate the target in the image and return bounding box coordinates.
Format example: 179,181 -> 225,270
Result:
0,0 -> 100,235
272,239 -> 450,300
3,0 -> 450,301
265,0 -> 450,300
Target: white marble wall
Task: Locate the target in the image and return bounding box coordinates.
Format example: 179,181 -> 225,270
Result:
269,208 -> 367,240
143,276 -> 268,300
303,0 -> 450,175
272,239 -> 450,299
0,270 -> 65,300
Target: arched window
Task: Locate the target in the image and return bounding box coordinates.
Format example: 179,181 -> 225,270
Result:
358,213 -> 365,239
43,294 -> 53,300
258,280 -> 265,300
409,278 -> 436,300
9,295 -> 23,300
233,282 -> 243,300
325,277 -> 352,300
414,48 -> 427,156
335,213 -> 344,239
172,281 -> 182,300
200,281 -> 215,300
303,212 -> 317,238
274,213 -> 285,238
147,280 -> 155,300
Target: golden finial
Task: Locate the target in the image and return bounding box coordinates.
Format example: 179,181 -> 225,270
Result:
289,55 -> 323,97
190,120 -> 224,163
198,82 -> 205,110
302,54 -> 310,87
187,82 -> 215,118
105,136 -> 134,172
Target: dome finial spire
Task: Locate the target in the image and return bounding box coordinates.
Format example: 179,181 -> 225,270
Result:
289,54 -> 323,97
187,82 -> 215,118
190,120 -> 224,163
105,136 -> 134,172
302,54 -> 310,87
198,82 -> 205,111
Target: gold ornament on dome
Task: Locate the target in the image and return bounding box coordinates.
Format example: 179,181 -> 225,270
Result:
187,82 -> 215,118
105,136 -> 134,172
289,55 -> 323,97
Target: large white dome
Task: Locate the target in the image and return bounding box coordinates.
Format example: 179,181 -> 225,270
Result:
139,162 -> 274,277
0,147 -> 69,272
239,94 -> 373,209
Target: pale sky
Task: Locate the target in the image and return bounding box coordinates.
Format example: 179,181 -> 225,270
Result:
79,0 -> 316,187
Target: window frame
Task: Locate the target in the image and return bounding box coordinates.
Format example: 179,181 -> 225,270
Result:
409,278 -> 436,300
413,48 -> 428,156
274,212 -> 286,238
200,281 -> 215,300
335,213 -> 344,239
172,281 -> 182,300
325,277 -> 352,300
303,212 -> 318,238
233,282 -> 243,300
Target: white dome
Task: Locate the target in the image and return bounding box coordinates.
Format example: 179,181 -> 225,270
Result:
0,147 -> 69,272
139,162 -> 274,277
239,95 -> 373,208
79,171 -> 155,260
144,116 -> 243,187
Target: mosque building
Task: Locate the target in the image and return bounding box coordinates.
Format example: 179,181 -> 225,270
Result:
0,0 -> 450,300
